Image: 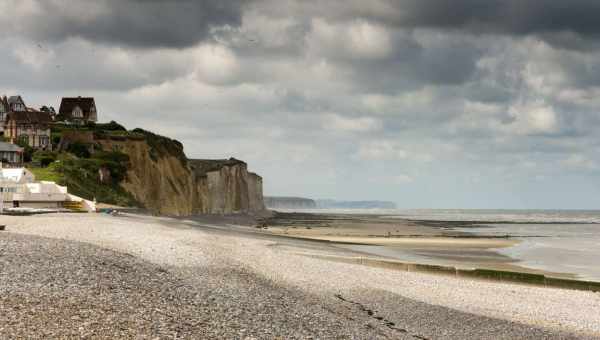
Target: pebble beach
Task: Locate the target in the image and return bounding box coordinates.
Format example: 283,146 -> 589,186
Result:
1,213 -> 600,339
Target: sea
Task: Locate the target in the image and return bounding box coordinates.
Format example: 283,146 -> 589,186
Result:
285,209 -> 600,281
400,209 -> 600,281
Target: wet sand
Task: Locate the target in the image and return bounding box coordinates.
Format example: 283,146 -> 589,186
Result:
280,235 -> 518,248
260,211 -> 574,278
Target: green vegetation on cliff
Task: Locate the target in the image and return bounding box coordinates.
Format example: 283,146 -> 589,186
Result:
58,152 -> 138,207
28,162 -> 63,183
26,121 -> 264,215
28,150 -> 137,206
28,122 -> 142,206
130,128 -> 187,166
28,121 -> 188,207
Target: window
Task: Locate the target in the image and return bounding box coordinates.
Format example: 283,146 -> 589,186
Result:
73,106 -> 83,118
19,134 -> 29,145
40,135 -> 49,146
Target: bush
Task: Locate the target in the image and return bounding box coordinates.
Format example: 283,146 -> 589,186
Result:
96,120 -> 127,131
66,142 -> 91,158
92,151 -> 130,182
51,133 -> 62,147
58,153 -> 137,206
131,128 -> 187,166
16,140 -> 34,162
94,150 -> 130,164
32,151 -> 58,167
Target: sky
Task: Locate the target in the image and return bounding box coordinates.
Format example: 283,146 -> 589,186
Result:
1,0 -> 600,209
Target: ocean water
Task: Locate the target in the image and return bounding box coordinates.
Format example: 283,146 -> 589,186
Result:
390,209 -> 600,280
283,208 -> 600,280
455,223 -> 600,281
280,208 -> 600,223
284,208 -> 600,224
387,209 -> 600,224
393,210 -> 600,280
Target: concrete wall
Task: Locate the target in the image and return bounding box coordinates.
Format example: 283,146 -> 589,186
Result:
18,201 -> 61,209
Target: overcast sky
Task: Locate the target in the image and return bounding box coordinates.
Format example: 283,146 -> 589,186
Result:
2,0 -> 600,209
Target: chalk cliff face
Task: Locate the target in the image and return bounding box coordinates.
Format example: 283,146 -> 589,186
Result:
189,159 -> 264,215
97,132 -> 265,216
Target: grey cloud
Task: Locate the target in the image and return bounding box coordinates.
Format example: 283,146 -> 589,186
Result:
320,30 -> 484,93
5,0 -> 246,48
354,1 -> 600,38
0,44 -> 180,92
2,0 -> 600,208
278,0 -> 600,50
463,83 -> 513,104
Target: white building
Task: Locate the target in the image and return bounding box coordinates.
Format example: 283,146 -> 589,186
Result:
0,168 -> 35,183
0,167 -> 95,212
0,142 -> 23,165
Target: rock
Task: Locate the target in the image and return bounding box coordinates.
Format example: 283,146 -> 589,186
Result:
98,167 -> 111,184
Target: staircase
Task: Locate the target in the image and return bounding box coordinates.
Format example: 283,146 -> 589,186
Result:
63,200 -> 86,212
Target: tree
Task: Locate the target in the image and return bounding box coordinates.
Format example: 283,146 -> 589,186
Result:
32,151 -> 57,167
40,106 -> 56,114
67,142 -> 91,158
54,113 -> 66,122
16,139 -> 34,163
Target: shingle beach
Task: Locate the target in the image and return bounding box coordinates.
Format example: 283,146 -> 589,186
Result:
1,213 -> 599,339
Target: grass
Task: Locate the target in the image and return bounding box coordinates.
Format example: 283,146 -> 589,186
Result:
57,153 -> 138,207
27,163 -> 64,183
27,120 -> 172,208
27,152 -> 138,207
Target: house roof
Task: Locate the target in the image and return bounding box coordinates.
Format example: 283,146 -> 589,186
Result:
59,97 -> 95,115
0,142 -> 23,152
6,110 -> 53,124
7,95 -> 25,105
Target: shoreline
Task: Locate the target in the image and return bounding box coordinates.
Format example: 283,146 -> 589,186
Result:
258,211 -> 595,281
109,211 -> 600,283
2,212 -> 600,338
60,209 -> 598,282
276,234 -> 519,247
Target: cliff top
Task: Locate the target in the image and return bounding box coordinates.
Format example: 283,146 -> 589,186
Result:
130,128 -> 187,166
188,158 -> 247,176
